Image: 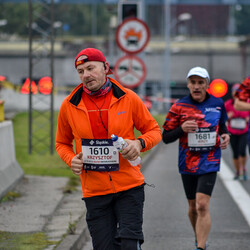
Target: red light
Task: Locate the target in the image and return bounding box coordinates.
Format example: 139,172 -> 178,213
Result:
20,78 -> 38,94
0,75 -> 6,81
209,79 -> 228,98
38,76 -> 52,95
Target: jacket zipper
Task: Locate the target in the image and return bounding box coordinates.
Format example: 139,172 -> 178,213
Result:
108,172 -> 116,193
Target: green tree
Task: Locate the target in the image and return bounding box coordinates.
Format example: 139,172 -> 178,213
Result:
0,3 -> 29,37
0,3 -> 115,37
234,5 -> 250,35
54,4 -> 113,36
55,4 -> 92,36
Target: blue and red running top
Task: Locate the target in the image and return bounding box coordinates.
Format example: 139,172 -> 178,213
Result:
163,94 -> 228,175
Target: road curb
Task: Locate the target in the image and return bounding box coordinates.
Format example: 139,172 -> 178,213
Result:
55,216 -> 89,250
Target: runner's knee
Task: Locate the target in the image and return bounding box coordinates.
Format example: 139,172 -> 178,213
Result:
196,199 -> 209,214
188,200 -> 197,215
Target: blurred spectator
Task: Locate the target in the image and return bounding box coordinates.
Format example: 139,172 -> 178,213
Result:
234,76 -> 250,111
225,83 -> 249,180
248,121 -> 250,161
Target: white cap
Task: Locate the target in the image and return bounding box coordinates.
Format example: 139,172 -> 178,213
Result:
186,67 -> 210,83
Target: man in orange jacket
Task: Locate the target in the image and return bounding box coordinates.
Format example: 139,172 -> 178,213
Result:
56,48 -> 162,250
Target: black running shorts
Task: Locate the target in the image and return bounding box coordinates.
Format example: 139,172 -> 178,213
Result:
181,172 -> 217,200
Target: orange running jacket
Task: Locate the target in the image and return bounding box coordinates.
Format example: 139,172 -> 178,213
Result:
56,77 -> 162,198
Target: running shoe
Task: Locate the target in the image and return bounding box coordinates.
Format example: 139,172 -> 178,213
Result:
195,242 -> 208,250
243,173 -> 248,181
233,175 -> 239,180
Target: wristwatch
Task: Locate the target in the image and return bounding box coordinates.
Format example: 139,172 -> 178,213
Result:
137,138 -> 145,149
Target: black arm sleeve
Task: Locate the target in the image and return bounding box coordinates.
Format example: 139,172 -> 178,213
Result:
163,123 -> 228,144
219,123 -> 229,135
162,127 -> 184,144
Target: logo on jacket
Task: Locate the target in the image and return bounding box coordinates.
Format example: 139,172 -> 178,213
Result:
117,111 -> 126,115
205,107 -> 220,113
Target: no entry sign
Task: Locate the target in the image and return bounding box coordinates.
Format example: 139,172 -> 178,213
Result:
116,17 -> 150,54
114,55 -> 147,89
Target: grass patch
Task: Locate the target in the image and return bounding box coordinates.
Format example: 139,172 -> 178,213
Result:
153,114 -> 165,128
63,176 -> 81,194
0,231 -> 58,250
67,213 -> 77,235
0,191 -> 21,203
13,112 -> 71,177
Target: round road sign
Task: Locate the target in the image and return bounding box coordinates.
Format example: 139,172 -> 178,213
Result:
114,55 -> 147,89
116,17 -> 150,54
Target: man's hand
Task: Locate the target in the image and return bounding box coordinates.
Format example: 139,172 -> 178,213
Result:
220,134 -> 230,150
181,120 -> 198,133
120,139 -> 142,161
71,152 -> 83,175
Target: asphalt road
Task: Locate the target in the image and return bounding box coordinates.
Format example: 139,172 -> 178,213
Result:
142,141 -> 250,250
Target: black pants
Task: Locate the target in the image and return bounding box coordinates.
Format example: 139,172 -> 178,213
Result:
83,184 -> 145,250
230,133 -> 248,159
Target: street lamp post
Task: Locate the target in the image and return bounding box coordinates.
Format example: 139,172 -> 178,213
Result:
109,15 -> 117,68
164,5 -> 192,112
164,0 -> 171,112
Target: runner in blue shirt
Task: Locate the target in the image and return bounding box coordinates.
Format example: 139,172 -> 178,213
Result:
162,67 -> 230,250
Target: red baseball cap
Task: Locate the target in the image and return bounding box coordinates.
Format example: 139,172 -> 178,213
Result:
75,48 -> 113,75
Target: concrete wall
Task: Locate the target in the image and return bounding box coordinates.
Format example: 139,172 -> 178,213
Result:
0,121 -> 24,200
1,88 -> 66,112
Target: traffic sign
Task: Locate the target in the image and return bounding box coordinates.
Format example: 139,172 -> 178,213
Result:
114,55 -> 147,89
116,17 -> 150,54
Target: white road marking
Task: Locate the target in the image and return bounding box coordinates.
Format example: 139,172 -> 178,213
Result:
219,158 -> 250,227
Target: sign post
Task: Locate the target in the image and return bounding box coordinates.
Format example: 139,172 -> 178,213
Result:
115,17 -> 150,91
116,17 -> 150,55
114,55 -> 147,89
